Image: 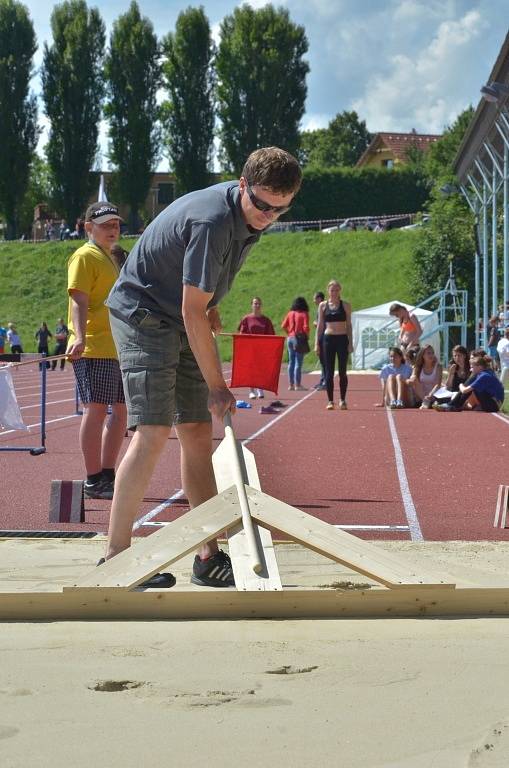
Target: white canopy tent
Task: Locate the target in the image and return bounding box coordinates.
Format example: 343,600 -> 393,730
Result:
351,301 -> 441,370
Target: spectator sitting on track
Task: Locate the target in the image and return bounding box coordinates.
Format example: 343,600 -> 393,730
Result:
397,344 -> 442,409
438,353 -> 504,412
238,296 -> 275,399
7,323 -> 23,354
66,202 -> 127,501
35,322 -> 52,369
428,345 -> 470,409
52,317 -> 69,370
497,326 -> 509,389
376,347 -> 412,408
282,296 -> 310,392
389,303 -> 422,350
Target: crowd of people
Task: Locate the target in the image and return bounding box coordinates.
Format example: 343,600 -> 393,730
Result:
378,336 -> 506,414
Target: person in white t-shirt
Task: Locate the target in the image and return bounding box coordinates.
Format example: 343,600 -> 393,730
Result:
497,326 -> 509,388
376,347 -> 412,407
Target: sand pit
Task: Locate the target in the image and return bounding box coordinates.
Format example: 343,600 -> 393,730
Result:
1,538 -> 509,766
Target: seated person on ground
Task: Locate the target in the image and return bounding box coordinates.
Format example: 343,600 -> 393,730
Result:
398,344 -> 442,409
443,353 -> 504,412
428,345 -> 471,408
376,346 -> 412,407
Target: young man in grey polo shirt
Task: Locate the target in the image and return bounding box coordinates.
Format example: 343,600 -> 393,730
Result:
104,147 -> 302,588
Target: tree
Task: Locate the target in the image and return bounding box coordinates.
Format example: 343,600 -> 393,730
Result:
104,1 -> 160,231
160,6 -> 215,195
41,0 -> 105,227
18,155 -> 52,238
299,111 -> 371,168
216,4 -> 308,173
0,0 -> 39,239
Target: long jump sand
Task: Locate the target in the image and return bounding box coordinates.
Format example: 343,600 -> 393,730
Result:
2,538 -> 509,767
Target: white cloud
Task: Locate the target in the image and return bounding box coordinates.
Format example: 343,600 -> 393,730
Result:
301,113 -> 330,131
351,9 -> 489,133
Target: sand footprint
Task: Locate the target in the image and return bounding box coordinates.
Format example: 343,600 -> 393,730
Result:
89,680 -> 145,692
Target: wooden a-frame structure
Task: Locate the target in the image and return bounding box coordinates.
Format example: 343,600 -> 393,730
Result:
2,418 -> 509,620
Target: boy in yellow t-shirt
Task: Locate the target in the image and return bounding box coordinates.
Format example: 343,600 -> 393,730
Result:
66,202 -> 127,500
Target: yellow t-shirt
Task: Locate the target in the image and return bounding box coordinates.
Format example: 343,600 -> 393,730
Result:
67,242 -> 120,359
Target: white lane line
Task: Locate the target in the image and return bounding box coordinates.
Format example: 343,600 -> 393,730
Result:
492,412 -> 509,426
16,387 -> 74,400
0,413 -> 79,438
132,389 -> 317,529
334,524 -> 410,531
20,397 -> 75,411
385,409 -> 424,541
132,489 -> 185,531
141,521 -> 410,531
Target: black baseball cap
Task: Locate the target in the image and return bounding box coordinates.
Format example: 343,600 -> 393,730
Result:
85,202 -> 123,224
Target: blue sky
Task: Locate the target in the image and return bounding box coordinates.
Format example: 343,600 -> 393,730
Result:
21,0 -> 508,167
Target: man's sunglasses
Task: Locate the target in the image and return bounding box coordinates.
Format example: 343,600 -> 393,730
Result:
245,182 -> 292,215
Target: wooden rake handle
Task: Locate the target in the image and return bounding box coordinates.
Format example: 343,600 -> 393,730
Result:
1,354 -> 68,368
223,411 -> 263,574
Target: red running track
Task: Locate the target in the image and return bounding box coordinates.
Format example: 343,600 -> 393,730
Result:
1,362 -> 509,542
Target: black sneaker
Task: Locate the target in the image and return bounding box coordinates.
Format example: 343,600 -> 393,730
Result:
84,479 -> 114,500
191,550 -> 235,588
96,558 -> 176,588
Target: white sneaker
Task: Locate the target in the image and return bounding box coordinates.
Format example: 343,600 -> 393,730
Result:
249,391 -> 257,399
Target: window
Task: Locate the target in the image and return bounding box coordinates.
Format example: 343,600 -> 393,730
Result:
382,159 -> 394,169
158,183 -> 175,205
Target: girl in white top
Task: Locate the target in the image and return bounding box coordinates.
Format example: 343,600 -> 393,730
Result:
409,344 -> 442,408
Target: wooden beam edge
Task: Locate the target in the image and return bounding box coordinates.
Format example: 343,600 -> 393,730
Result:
2,586 -> 509,620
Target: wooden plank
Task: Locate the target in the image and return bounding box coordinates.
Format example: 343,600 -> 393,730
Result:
245,488 -> 456,589
2,585 -> 509,620
494,485 -> 509,528
213,436 -> 282,591
66,488 -> 241,590
502,486 -> 509,529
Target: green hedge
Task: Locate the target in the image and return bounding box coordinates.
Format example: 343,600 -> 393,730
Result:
290,166 -> 430,220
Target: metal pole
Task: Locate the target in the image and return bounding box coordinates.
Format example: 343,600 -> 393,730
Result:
40,361 -> 47,449
492,165 -> 498,318
482,180 -> 489,348
504,142 -> 509,327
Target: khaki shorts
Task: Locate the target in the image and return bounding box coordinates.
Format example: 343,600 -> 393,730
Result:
109,309 -> 210,430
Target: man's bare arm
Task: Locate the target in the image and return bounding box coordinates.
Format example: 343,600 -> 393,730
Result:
182,285 -> 236,419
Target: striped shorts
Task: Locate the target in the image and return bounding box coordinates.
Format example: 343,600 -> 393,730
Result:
72,357 -> 125,405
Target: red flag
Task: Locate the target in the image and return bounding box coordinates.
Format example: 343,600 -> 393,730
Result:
230,334 -> 285,395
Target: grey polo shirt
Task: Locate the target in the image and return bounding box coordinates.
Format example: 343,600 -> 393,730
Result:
107,182 -> 261,330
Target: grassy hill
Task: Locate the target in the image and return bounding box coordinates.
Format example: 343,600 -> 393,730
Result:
0,229 -> 417,362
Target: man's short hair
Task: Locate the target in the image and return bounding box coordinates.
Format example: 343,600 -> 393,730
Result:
241,147 -> 302,194
85,202 -> 123,224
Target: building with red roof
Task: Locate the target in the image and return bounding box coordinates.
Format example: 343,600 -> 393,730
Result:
356,130 -> 441,169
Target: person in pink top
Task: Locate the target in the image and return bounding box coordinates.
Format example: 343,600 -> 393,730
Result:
238,296 -> 275,398
281,296 -> 309,390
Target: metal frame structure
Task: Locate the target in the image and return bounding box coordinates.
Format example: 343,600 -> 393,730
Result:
453,32 -> 509,348
0,354 -> 46,455
360,277 -> 468,369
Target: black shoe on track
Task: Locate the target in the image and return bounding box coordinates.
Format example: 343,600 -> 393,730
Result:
96,558 -> 176,588
191,550 -> 235,588
84,479 -> 114,500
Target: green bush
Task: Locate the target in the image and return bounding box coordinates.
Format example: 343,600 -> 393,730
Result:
291,166 -> 430,220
